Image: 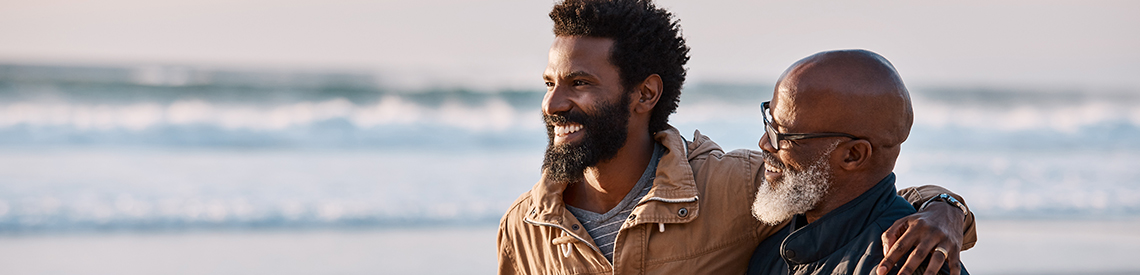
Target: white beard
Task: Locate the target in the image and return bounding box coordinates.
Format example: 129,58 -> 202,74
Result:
751,148 -> 835,225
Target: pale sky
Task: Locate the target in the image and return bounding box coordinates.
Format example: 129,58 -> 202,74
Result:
1,0 -> 1137,91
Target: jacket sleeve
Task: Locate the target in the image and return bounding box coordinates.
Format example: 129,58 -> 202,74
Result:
897,185 -> 978,250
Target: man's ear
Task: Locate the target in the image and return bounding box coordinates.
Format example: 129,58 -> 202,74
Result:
632,74 -> 663,114
837,139 -> 872,171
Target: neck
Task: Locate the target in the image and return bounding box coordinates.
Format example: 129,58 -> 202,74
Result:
802,171 -> 889,223
563,129 -> 655,214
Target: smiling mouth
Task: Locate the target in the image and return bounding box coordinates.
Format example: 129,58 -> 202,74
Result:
764,161 -> 783,174
554,123 -> 583,137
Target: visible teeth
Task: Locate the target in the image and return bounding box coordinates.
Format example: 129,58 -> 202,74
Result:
765,164 -> 781,173
556,124 -> 583,136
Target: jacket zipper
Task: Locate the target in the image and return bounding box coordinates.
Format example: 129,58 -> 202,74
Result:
640,195 -> 699,204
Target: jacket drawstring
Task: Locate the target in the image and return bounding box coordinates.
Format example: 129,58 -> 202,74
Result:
659,223 -> 665,232
561,243 -> 571,257
551,230 -> 577,258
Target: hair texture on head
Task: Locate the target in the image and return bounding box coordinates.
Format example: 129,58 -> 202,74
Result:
550,0 -> 690,133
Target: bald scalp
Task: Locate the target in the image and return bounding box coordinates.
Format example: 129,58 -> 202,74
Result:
774,49 -> 913,161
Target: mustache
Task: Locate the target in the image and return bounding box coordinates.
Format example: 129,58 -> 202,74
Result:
543,111 -> 590,127
761,150 -> 786,171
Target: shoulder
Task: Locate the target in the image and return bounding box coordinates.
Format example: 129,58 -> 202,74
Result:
685,130 -> 764,188
873,194 -> 919,231
499,191 -> 535,235
497,190 -> 536,266
497,190 -> 536,274
682,129 -> 760,167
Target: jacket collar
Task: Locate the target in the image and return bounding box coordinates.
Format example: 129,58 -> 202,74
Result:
781,173 -> 900,264
640,126 -> 700,202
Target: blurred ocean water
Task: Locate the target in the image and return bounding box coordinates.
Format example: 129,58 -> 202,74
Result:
1,63 -> 1138,233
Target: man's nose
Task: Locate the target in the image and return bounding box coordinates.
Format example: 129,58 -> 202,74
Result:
542,84 -> 573,115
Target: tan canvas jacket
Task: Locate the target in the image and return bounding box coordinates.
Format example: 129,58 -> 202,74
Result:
497,126 -> 976,275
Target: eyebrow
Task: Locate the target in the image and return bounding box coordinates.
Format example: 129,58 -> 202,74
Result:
565,71 -> 592,79
770,119 -> 790,131
544,70 -> 594,81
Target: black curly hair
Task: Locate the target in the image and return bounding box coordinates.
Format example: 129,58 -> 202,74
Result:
550,0 -> 690,133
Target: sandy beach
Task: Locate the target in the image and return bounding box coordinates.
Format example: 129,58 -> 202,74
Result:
0,226 -> 499,275
2,219 -> 1139,274
960,219 -> 1140,275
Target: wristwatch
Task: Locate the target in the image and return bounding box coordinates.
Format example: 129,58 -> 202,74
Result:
919,193 -> 969,220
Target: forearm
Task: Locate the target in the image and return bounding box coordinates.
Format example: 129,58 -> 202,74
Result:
897,185 -> 977,250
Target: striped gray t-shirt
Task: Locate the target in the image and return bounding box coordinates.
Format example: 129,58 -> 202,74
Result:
565,142 -> 664,263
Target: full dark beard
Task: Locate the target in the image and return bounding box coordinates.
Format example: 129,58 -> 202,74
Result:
541,95 -> 631,184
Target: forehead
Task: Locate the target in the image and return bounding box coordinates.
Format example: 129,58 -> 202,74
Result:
770,78 -> 824,130
545,36 -> 616,77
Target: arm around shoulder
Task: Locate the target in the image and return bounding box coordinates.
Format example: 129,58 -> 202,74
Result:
897,185 -> 976,249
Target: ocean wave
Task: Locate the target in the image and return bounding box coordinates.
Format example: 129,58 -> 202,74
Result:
913,98 -> 1140,133
0,150 -> 535,233
2,95 -> 1137,151
0,196 -> 503,232
896,150 -> 1140,218
3,94 -> 1137,132
1,148 -> 1136,234
3,63 -> 1138,149
0,97 -> 541,132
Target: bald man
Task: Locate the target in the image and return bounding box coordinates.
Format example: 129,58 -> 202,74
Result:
745,50 -> 970,275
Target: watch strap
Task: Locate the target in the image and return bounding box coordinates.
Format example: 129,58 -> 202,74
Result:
919,193 -> 969,220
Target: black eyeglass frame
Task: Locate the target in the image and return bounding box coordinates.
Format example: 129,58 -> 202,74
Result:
760,101 -> 861,150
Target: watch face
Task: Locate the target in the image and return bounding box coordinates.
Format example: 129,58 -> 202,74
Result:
938,194 -> 968,215
939,194 -> 958,204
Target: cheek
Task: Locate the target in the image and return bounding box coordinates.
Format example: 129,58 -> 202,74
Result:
778,150 -> 810,170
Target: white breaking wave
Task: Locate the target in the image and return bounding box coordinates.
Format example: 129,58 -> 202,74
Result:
673,98 -> 1140,132
0,96 -> 542,132
1,93 -> 1137,134
912,99 -> 1140,133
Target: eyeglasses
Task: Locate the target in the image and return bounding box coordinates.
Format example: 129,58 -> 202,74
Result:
760,101 -> 860,150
